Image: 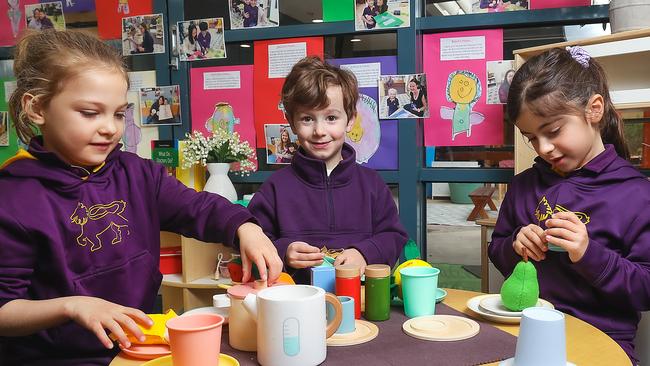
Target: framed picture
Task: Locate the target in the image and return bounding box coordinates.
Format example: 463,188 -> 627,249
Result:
139,86 -> 182,126
122,13 -> 165,56
264,123 -> 299,165
25,1 -> 66,31
0,111 -> 8,147
355,0 -> 410,31
486,60 -> 515,105
177,18 -> 226,61
229,0 -> 279,29
378,73 -> 429,119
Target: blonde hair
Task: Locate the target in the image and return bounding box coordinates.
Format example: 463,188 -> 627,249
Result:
8,30 -> 129,143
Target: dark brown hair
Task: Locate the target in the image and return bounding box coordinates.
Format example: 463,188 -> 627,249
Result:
281,56 -> 358,125
507,47 -> 629,159
8,30 -> 129,143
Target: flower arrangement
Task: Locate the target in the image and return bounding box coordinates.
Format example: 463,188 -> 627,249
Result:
181,129 -> 256,175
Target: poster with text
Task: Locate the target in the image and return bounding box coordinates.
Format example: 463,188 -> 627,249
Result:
0,0 -> 39,46
125,70 -> 157,158
530,0 -> 589,9
253,37 -> 324,146
96,0 -> 152,40
355,0 -> 410,31
58,0 -> 95,13
328,56 -> 398,170
190,65 -> 258,170
423,29 -> 504,147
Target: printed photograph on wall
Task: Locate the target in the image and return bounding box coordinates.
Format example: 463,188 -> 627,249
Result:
139,85 -> 182,126
0,111 -> 8,147
228,0 -> 279,29
486,60 -> 515,104
177,18 -> 226,61
25,1 -> 65,31
431,0 -> 528,15
354,0 -> 410,31
264,123 -> 299,165
378,73 -> 429,118
122,13 -> 165,56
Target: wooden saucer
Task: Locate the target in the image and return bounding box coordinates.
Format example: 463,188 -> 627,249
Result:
327,319 -> 379,346
402,315 -> 480,341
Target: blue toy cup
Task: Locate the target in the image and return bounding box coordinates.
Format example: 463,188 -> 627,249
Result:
327,296 -> 355,334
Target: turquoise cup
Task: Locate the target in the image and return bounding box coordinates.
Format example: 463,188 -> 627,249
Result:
400,266 -> 440,318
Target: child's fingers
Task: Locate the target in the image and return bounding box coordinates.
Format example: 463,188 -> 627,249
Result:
545,217 -> 578,233
293,242 -> 320,253
116,312 -> 146,343
91,322 -> 115,349
545,227 -> 576,241
295,252 -> 324,262
545,234 -> 572,250
522,228 -> 546,252
516,236 -> 544,261
265,253 -> 283,283
240,255 -> 252,283
104,319 -> 131,348
551,211 -> 582,225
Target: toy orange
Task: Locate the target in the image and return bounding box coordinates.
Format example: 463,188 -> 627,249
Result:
276,272 -> 295,285
394,259 -> 432,299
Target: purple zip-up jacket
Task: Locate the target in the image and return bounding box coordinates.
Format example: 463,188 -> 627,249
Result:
489,145 -> 650,363
0,137 -> 254,365
248,143 -> 407,283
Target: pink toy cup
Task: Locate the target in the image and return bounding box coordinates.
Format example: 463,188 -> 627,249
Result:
166,313 -> 224,366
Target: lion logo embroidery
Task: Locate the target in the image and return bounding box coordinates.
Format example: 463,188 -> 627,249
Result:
70,200 -> 130,252
535,196 -> 590,227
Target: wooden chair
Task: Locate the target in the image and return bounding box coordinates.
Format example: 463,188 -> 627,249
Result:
467,185 -> 497,221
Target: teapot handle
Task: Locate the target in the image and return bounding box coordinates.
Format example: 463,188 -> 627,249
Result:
324,293 -> 343,338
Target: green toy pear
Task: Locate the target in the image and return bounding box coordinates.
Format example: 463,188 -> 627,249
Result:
500,260 -> 539,311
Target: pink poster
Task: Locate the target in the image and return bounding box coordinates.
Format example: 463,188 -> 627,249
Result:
190,65 -> 258,170
423,29 -> 504,147
530,0 -> 590,9
0,0 -> 39,47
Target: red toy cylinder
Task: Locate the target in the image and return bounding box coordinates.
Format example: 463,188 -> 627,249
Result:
335,264 -> 361,319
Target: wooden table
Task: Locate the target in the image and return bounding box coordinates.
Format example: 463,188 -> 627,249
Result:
111,288 -> 630,366
476,217 -> 497,293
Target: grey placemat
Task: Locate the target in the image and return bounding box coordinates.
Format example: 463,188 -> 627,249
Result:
220,303 -> 516,365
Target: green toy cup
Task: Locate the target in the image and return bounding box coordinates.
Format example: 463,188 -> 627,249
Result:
400,266 -> 440,318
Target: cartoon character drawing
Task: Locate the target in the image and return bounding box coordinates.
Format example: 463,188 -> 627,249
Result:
345,94 -> 380,164
205,102 -> 240,134
347,114 -> 364,143
121,106 -> 141,153
440,70 -> 485,140
70,201 -> 130,252
7,0 -> 22,38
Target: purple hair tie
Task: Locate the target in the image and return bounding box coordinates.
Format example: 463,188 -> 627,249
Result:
566,46 -> 590,68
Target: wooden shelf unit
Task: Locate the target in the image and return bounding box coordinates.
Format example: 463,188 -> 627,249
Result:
159,232 -> 234,313
513,28 -> 650,173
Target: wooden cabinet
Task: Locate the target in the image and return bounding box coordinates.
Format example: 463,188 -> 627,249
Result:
513,28 -> 650,173
159,231 -> 234,313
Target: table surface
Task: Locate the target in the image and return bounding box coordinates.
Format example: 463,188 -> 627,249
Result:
110,288 -> 630,366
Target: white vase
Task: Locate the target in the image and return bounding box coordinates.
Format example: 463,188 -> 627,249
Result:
204,163 -> 238,202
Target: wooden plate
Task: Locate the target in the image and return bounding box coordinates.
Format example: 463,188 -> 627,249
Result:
327,319 -> 379,346
402,315 -> 480,341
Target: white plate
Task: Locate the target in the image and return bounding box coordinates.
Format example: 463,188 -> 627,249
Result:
466,294 -> 554,324
478,295 -> 543,317
181,306 -> 230,324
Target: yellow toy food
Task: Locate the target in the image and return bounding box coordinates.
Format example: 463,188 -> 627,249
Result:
394,259 -> 432,299
110,309 -> 177,345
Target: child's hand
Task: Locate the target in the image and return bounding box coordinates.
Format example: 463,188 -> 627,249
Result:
544,212 -> 589,262
237,222 -> 283,283
333,248 -> 367,274
513,224 -> 547,261
62,296 -> 152,350
286,241 -> 324,269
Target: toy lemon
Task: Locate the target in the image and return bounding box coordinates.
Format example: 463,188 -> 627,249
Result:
394,259 -> 432,299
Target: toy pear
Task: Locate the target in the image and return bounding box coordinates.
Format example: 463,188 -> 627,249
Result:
500,260 -> 539,311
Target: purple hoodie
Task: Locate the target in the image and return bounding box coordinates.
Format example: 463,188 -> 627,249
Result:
248,143 -> 407,282
489,145 -> 650,363
0,137 -> 254,365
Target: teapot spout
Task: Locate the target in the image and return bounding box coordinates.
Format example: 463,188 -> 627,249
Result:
242,293 -> 259,322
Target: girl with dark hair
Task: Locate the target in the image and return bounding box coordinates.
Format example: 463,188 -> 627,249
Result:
181,23 -> 201,59
404,78 -> 427,117
489,46 -> 650,365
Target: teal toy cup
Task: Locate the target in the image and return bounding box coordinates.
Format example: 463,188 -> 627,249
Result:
327,296 -> 355,334
400,266 -> 440,318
